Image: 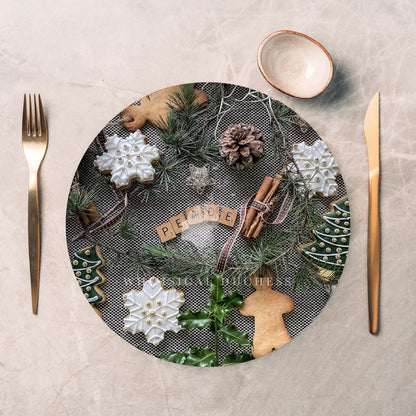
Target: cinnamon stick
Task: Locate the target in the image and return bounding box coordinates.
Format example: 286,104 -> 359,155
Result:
244,174 -> 282,239
252,201 -> 277,239
241,176 -> 273,236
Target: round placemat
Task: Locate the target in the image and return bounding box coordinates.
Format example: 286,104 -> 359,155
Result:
66,82 -> 350,367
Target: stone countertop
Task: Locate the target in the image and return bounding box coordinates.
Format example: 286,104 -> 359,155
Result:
1,1 -> 415,415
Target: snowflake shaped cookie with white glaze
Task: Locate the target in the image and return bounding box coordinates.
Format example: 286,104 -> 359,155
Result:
123,277 -> 185,346
286,140 -> 340,198
94,130 -> 160,189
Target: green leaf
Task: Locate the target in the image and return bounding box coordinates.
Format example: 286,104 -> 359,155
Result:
221,291 -> 244,310
158,351 -> 187,365
206,301 -> 227,323
218,323 -> 251,347
183,347 -> 216,367
178,309 -> 211,329
222,352 -> 253,366
158,347 -> 216,367
210,274 -> 224,303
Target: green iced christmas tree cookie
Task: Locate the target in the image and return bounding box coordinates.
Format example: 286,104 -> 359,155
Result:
72,246 -> 106,314
300,197 -> 350,275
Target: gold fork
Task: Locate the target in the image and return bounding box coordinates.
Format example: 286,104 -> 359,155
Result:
22,94 -> 48,314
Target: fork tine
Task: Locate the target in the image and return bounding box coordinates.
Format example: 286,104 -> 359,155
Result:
38,95 -> 47,136
22,94 -> 28,135
34,94 -> 40,136
29,94 -> 34,136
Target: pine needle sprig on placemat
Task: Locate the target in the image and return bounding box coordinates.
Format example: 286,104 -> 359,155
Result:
156,84 -> 219,165
66,185 -> 99,220
141,241 -> 217,284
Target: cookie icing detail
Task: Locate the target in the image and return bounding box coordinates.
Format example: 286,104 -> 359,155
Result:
123,277 -> 185,346
72,246 -> 105,305
301,197 -> 350,270
94,130 -> 160,187
286,140 -> 340,197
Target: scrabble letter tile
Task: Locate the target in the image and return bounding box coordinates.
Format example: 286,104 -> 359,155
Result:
185,206 -> 204,225
169,213 -> 189,234
204,204 -> 220,222
219,207 -> 238,227
156,222 -> 177,243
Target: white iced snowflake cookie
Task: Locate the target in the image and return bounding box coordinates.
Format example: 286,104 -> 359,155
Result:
123,277 -> 185,346
286,140 -> 340,197
94,130 -> 160,189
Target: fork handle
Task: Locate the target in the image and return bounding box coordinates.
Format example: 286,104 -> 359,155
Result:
368,171 -> 380,334
28,168 -> 40,314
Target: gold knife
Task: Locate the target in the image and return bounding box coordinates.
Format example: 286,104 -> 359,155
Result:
364,92 -> 380,334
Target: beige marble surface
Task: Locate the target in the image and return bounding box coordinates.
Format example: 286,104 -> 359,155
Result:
1,0 -> 415,415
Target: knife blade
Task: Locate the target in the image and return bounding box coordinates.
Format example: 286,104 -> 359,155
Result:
364,92 -> 380,334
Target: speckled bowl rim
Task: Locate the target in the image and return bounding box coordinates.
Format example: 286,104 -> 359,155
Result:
257,30 -> 334,99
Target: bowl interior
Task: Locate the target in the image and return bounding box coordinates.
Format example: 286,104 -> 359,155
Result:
259,32 -> 333,98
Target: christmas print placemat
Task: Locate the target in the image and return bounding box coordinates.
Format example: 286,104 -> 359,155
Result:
66,82 -> 350,367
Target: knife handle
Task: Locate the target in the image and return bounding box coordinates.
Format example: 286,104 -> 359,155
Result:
28,168 -> 40,314
368,170 -> 380,334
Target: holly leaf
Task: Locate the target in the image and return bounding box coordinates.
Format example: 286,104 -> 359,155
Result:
183,347 -> 216,367
206,301 -> 227,323
178,309 -> 211,329
158,351 -> 187,365
218,323 -> 251,347
158,347 -> 216,367
210,274 -> 224,303
222,352 -> 253,366
221,291 -> 244,314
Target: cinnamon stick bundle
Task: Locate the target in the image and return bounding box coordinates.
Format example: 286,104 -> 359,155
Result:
241,174 -> 282,239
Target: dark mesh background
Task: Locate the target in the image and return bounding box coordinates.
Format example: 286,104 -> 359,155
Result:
65,83 -> 349,362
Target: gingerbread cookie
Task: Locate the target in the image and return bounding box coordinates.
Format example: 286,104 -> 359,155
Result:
72,246 -> 106,315
123,277 -> 185,346
94,130 -> 160,190
300,196 -> 350,276
239,270 -> 294,358
286,140 -> 340,198
121,84 -> 209,132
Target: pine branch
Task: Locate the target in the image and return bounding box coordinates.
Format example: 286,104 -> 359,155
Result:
155,84 -> 219,164
273,101 -> 297,130
131,182 -> 162,204
154,152 -> 182,192
141,241 -> 216,283
66,185 -> 99,220
292,261 -> 342,295
226,230 -> 292,282
118,214 -> 141,240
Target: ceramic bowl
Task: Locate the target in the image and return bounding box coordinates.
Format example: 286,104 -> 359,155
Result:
257,30 -> 333,98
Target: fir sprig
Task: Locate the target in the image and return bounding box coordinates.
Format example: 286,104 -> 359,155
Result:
156,84 -> 218,164
66,185 -> 99,220
118,215 -> 141,240
273,101 -> 297,130
226,231 -> 289,282
141,241 -> 216,283
154,153 -> 181,191
131,182 -> 162,204
293,261 -> 342,295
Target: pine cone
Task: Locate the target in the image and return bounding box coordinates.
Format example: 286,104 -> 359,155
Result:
219,123 -> 265,170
